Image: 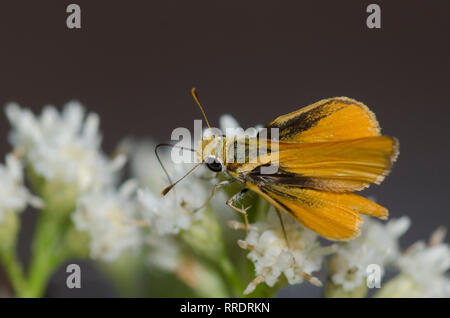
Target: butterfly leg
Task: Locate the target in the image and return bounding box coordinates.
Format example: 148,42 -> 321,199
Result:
193,179 -> 235,212
226,189 -> 250,235
275,208 -> 290,250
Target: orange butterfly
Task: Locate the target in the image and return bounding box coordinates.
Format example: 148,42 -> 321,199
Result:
162,89 -> 398,241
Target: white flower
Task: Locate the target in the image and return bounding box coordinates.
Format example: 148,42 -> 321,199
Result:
395,228 -> 450,297
146,236 -> 182,272
72,180 -> 141,261
131,141 -> 212,236
330,216 -> 410,291
0,154 -> 42,221
238,211 -> 335,294
138,175 -> 209,235
5,102 -> 125,194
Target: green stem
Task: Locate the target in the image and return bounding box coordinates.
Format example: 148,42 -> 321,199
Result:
24,211 -> 69,297
0,248 -> 26,296
218,255 -> 244,296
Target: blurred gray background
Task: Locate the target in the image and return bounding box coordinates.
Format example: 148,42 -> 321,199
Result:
0,0 -> 449,297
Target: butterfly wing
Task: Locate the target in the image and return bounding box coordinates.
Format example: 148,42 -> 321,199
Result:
223,97 -> 398,240
242,137 -> 396,240
230,136 -> 398,192
233,97 -> 398,240
246,182 -> 386,240
266,97 -> 380,142
250,97 -> 399,192
266,136 -> 398,191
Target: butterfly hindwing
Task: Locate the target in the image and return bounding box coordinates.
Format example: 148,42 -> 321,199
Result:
247,182 -> 387,241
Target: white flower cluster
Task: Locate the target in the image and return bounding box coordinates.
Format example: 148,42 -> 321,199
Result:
0,154 -> 42,221
72,180 -> 142,261
330,216 -> 410,291
132,141 -> 212,236
6,102 -> 125,194
238,211 -> 335,294
5,102 -> 138,261
395,228 -> 450,297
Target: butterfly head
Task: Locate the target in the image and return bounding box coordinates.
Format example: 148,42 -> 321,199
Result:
196,135 -> 226,173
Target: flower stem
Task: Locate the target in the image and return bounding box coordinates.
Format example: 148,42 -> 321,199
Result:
0,248 -> 26,296
218,255 -> 244,296
25,211 -> 69,297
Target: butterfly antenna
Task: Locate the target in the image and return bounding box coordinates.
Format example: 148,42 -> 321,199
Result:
162,162 -> 202,196
155,143 -> 196,195
191,88 -> 211,129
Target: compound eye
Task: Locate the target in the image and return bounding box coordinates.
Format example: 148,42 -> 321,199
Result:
206,157 -> 223,172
